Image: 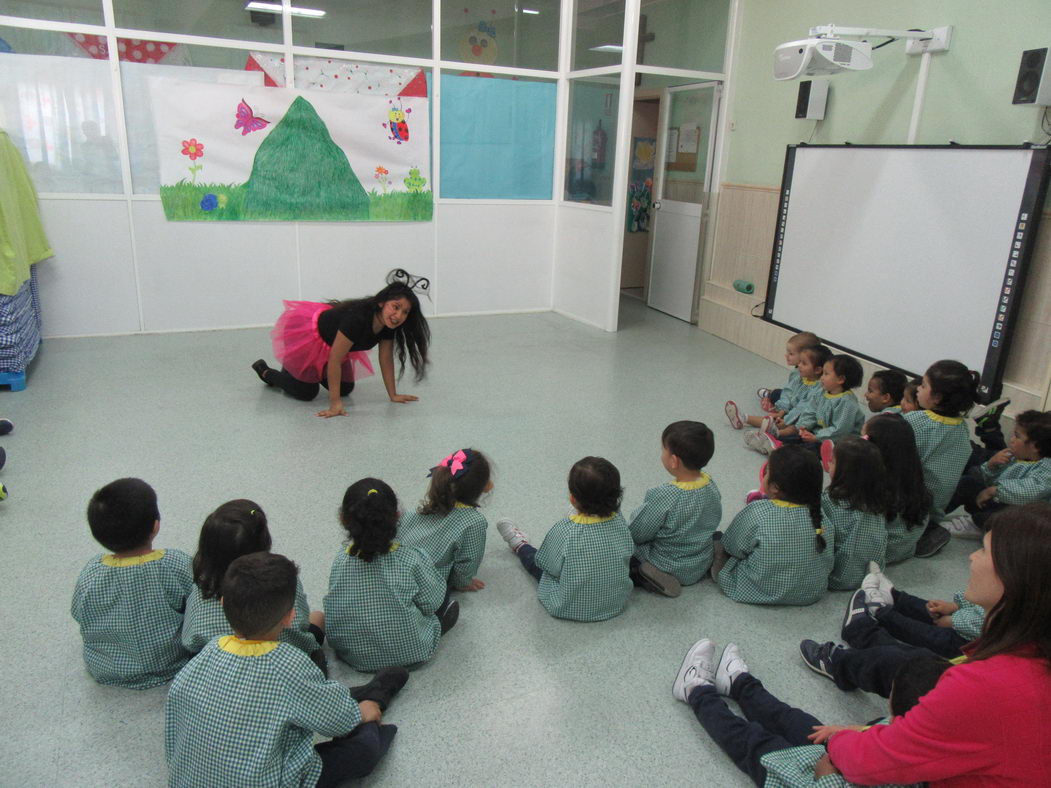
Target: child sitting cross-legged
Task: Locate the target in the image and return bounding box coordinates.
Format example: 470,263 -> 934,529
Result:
672,637 -> 948,788
166,552 -> 408,787
71,478 -> 193,689
712,445 -> 833,606
497,456 -> 634,622
627,421 -> 723,597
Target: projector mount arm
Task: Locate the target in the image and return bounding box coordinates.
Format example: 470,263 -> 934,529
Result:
808,25 -> 936,42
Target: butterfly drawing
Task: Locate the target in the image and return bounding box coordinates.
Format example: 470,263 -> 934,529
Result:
234,99 -> 270,136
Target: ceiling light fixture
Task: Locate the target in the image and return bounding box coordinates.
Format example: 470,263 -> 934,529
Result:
245,2 -> 326,18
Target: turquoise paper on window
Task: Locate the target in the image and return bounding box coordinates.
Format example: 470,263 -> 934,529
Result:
440,75 -> 555,199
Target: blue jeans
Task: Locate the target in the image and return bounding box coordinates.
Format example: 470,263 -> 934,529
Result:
688,674 -> 821,787
516,544 -> 543,581
872,589 -> 969,658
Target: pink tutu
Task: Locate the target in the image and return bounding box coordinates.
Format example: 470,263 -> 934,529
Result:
270,301 -> 375,384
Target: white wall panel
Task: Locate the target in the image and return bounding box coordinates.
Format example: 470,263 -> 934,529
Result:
36,199 -> 140,337
297,223 -> 437,316
553,206 -> 617,330
131,201 -> 299,332
435,203 -> 554,314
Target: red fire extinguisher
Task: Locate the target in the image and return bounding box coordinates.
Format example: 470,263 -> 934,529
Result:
591,120 -> 607,170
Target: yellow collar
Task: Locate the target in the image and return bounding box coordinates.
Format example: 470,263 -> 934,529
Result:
1016,459 -> 1038,465
454,502 -> 475,509
924,410 -> 963,425
771,499 -> 804,508
570,513 -> 615,525
671,473 -> 711,490
347,541 -> 400,555
802,377 -> 819,385
102,549 -> 165,567
218,635 -> 280,656
823,389 -> 851,399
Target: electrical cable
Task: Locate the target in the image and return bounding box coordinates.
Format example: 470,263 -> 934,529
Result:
869,36 -> 898,51
807,120 -> 819,144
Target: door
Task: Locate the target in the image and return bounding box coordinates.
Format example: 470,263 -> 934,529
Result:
646,82 -> 720,322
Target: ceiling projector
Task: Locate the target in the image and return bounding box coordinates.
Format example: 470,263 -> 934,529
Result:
774,38 -> 873,80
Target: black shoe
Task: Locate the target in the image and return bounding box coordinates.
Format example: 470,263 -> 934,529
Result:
799,639 -> 843,680
0,446 -> 6,472
914,523 -> 951,558
0,419 -> 12,436
349,667 -> 410,711
251,359 -> 273,386
437,598 -> 460,635
841,589 -> 870,638
972,398 -> 1010,428
309,648 -> 329,679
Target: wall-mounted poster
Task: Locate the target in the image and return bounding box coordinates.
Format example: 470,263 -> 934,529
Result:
149,78 -> 431,222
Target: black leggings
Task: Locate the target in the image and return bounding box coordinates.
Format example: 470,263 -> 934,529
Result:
269,367 -> 355,402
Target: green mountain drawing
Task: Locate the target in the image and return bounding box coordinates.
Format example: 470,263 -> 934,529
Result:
242,95 -> 369,221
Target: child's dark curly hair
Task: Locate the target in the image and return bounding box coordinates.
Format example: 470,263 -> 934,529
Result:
340,478 -> 399,562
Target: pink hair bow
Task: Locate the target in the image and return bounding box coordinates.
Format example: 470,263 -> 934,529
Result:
439,450 -> 468,476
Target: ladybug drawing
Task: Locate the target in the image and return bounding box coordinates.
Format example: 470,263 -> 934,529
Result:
384,100 -> 411,144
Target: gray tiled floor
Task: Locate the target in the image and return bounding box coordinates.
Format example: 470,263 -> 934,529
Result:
0,297 -> 973,786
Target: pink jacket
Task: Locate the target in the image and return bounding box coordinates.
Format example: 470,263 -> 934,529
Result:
828,649 -> 1051,786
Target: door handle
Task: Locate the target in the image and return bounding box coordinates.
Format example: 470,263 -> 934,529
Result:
653,200 -> 661,210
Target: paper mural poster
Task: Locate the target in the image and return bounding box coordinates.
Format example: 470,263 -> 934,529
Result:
148,78 -> 431,222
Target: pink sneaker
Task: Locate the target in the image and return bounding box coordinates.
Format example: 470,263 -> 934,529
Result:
724,400 -> 744,430
820,439 -> 835,474
744,489 -> 767,504
760,415 -> 779,438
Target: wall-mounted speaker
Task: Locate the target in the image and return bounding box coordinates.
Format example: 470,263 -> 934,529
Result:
1012,48 -> 1051,105
795,79 -> 829,120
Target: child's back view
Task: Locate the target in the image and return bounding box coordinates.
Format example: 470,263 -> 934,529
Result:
629,421 -> 722,596
71,478 -> 192,689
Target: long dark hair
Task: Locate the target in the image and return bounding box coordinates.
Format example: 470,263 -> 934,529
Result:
328,269 -> 430,382
968,503 -> 1051,663
419,448 -> 492,516
828,436 -> 888,515
340,478 -> 399,562
864,413 -> 931,529
925,359 -> 979,417
192,499 -> 272,599
767,445 -> 826,551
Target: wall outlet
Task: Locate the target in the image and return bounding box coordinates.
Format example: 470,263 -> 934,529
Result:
905,26 -> 952,55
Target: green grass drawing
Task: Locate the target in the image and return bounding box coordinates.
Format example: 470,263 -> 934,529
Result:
369,190 -> 433,221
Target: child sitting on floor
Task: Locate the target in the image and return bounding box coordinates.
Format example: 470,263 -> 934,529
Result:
324,478 -> 459,671
672,636 -> 948,788
497,456 -> 634,622
166,552 -> 407,787
754,330 -> 820,415
713,445 -> 833,606
628,421 -> 722,597
71,478 -> 192,689
399,448 -> 492,593
181,499 -> 327,674
900,379 -> 920,413
864,369 -> 907,415
944,409 -> 1051,538
796,354 -> 866,448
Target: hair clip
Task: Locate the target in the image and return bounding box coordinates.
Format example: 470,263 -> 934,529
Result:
814,528 -> 824,535
387,268 -> 431,299
428,449 -> 472,479
249,509 -> 256,515
367,489 -> 378,495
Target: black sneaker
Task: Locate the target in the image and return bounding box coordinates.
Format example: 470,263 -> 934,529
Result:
251,359 -> 273,386
841,589 -> 871,638
349,667 -> 410,711
971,398 -> 1009,428
914,523 -> 951,558
637,561 -> 682,598
309,648 -> 329,679
0,418 -> 12,436
437,598 -> 460,635
0,446 -> 6,471
799,639 -> 843,680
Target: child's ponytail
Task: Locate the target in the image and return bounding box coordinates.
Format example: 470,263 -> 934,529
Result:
340,478 -> 398,562
193,499 -> 272,599
766,445 -> 826,552
925,360 -> 980,417
419,448 -> 491,516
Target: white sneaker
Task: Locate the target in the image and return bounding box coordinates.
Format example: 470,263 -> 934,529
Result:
725,401 -> 744,430
495,518 -> 529,552
714,643 -> 748,697
861,566 -> 894,612
744,430 -> 776,455
943,514 -> 982,539
673,638 -> 715,702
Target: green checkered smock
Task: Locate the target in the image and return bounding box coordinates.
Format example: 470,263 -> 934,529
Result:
950,591 -> 985,640
905,410 -> 972,522
760,738 -> 920,788
182,577 -> 318,655
717,500 -> 833,606
822,492 -> 888,590
884,515 -> 926,564
398,502 -> 487,589
71,548 -> 193,689
799,390 -> 865,440
883,405 -> 903,415
773,369 -> 803,412
629,475 -> 723,585
323,542 -> 444,671
535,512 -> 634,622
782,378 -> 822,425
165,636 -> 361,788
980,457 -> 1051,504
